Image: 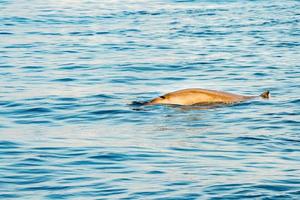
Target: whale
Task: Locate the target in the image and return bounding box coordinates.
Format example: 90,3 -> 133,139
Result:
143,88 -> 269,106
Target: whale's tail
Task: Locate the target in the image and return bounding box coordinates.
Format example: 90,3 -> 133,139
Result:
260,91 -> 270,99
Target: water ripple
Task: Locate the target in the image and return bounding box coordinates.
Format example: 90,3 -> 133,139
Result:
1,0 -> 300,199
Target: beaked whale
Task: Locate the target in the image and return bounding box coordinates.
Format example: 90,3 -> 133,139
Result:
144,88 -> 269,106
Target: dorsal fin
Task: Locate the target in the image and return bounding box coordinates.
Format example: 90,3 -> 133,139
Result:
260,91 -> 270,99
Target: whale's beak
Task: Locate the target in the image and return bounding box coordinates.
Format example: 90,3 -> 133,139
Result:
143,96 -> 167,106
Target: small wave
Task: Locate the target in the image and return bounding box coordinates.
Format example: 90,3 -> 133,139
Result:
89,109 -> 129,115
0,141 -> 20,149
17,107 -> 52,114
58,65 -> 90,70
87,94 -> 115,99
21,66 -> 45,70
0,32 -> 13,35
14,120 -> 52,125
51,78 -> 77,82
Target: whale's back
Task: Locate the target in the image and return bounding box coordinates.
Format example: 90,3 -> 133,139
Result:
162,89 -> 250,105
144,88 -> 256,106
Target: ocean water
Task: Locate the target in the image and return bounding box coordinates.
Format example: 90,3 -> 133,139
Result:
0,0 -> 300,199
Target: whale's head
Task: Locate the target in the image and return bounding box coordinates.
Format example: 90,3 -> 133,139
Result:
144,95 -> 170,105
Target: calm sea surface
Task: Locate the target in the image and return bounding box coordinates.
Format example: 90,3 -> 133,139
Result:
1,0 -> 300,199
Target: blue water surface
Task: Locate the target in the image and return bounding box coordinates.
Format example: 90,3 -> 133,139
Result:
0,0 -> 300,199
